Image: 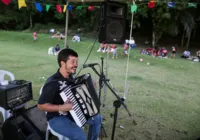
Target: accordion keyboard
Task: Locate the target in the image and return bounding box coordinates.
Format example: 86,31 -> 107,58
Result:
60,86 -> 87,127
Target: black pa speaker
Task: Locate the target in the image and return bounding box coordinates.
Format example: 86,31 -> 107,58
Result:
99,1 -> 127,44
2,105 -> 47,140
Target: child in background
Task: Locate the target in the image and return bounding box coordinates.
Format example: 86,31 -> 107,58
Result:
123,43 -> 129,56
97,42 -> 108,52
72,34 -> 80,42
171,45 -> 176,59
54,44 -> 61,55
110,44 -> 117,59
49,29 -> 55,38
33,32 -> 37,41
129,37 -> 136,49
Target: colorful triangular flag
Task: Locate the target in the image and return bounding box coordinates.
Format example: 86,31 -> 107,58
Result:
35,2 -> 43,12
76,6 -> 83,10
67,5 -> 73,11
63,5 -> 66,12
167,2 -> 175,8
1,0 -> 10,5
18,0 -> 26,9
148,1 -> 155,9
56,5 -> 62,13
88,6 -> 94,11
131,4 -> 137,13
188,3 -> 197,8
46,4 -> 51,12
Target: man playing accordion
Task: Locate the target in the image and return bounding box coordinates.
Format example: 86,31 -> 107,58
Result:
38,48 -> 102,140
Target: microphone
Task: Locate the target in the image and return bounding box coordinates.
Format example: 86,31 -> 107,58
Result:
82,63 -> 98,68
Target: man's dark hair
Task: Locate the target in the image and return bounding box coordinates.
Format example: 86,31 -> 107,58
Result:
57,48 -> 78,67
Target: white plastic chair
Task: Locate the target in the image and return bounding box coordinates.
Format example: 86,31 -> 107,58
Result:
0,70 -> 15,83
39,86 -> 70,140
46,122 -> 70,140
0,70 -> 15,122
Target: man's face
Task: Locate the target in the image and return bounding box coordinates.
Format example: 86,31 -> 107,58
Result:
64,55 -> 78,74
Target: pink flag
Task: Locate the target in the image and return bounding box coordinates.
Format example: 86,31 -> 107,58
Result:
1,0 -> 10,5
56,5 -> 62,13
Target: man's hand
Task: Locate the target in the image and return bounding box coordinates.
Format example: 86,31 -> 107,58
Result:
59,99 -> 73,112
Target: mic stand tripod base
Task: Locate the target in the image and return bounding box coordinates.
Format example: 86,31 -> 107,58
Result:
111,100 -> 121,140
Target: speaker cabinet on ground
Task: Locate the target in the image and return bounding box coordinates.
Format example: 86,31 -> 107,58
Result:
99,1 -> 127,44
2,105 -> 47,140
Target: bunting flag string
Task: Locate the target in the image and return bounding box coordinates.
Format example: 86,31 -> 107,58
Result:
0,0 -> 198,13
129,1 -> 197,13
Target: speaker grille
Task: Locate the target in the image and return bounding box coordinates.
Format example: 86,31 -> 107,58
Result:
106,19 -> 123,42
99,1 -> 127,44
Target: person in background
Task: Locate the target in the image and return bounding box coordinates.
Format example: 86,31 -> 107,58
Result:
123,43 -> 129,56
129,38 -> 136,49
33,32 -> 37,41
181,49 -> 191,59
110,44 -> 117,59
72,34 -> 81,42
49,29 -> 55,38
171,45 -> 176,59
97,42 -> 107,52
59,33 -> 65,40
161,47 -> 168,57
146,47 -> 153,55
54,44 -> 61,55
196,50 -> 200,60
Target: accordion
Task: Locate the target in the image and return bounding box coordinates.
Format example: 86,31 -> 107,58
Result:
60,73 -> 100,127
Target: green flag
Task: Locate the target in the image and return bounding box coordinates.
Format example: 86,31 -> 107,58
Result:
131,4 -> 137,13
46,4 -> 51,12
188,3 -> 197,8
76,6 -> 83,10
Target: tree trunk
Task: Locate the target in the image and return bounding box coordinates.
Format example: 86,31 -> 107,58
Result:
193,27 -> 196,39
29,12 -> 32,29
152,31 -> 155,48
181,27 -> 185,48
186,28 -> 192,49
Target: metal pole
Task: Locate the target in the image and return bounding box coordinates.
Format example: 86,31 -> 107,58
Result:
124,0 -> 135,97
103,50 -> 109,106
64,0 -> 69,48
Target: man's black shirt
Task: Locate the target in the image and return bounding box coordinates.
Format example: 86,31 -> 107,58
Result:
38,70 -> 74,121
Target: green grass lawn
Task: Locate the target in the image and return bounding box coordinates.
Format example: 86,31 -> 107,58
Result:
0,31 -> 200,140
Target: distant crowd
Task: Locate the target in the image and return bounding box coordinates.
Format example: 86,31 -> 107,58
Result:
33,30 -> 200,62
140,45 -> 200,62
96,38 -> 137,59
140,46 -> 176,59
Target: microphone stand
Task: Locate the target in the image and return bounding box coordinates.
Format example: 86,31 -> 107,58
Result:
98,57 -> 108,138
91,66 -> 137,140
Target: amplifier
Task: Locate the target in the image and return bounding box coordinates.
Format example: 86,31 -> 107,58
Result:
2,105 -> 47,140
0,80 -> 32,110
